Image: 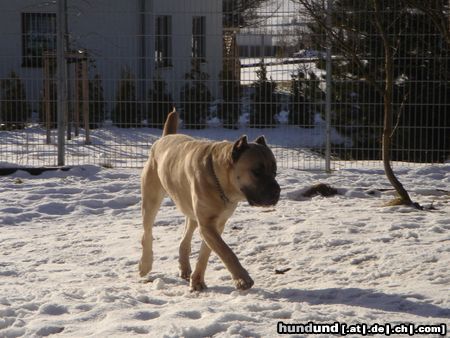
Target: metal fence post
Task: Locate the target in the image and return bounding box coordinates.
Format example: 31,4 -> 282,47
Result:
56,0 -> 67,166
325,0 -> 333,173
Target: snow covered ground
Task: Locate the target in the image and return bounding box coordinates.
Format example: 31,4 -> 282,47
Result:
0,155 -> 449,336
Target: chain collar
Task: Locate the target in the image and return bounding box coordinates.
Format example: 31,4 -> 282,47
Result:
207,155 -> 230,205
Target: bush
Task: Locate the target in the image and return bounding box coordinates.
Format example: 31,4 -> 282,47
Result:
289,70 -> 313,127
88,74 -> 105,129
250,60 -> 277,128
146,76 -> 173,128
112,67 -> 140,128
180,60 -> 212,129
0,71 -> 30,130
74,72 -> 106,130
219,66 -> 241,129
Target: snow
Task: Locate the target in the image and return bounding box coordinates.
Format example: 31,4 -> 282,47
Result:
0,138 -> 449,336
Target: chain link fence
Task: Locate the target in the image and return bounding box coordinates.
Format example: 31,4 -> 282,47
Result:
0,0 -> 449,170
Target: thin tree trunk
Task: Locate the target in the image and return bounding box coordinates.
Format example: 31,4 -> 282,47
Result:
374,0 -> 417,207
382,66 -> 413,205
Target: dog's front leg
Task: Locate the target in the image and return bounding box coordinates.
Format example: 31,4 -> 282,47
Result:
198,225 -> 254,290
190,241 -> 211,291
190,221 -> 223,291
139,161 -> 165,277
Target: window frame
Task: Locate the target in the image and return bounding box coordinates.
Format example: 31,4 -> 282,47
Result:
21,12 -> 56,68
155,15 -> 173,68
192,16 -> 206,62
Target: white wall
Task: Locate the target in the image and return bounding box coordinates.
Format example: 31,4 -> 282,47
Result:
150,0 -> 223,102
0,0 -> 223,118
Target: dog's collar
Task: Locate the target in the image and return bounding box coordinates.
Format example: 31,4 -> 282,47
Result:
207,155 -> 230,205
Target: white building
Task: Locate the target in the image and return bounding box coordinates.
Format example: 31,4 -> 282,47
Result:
0,0 -> 223,114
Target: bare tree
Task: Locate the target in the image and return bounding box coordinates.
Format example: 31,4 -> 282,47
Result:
294,0 -> 430,208
372,0 -> 416,207
222,0 -> 271,128
223,0 -> 270,29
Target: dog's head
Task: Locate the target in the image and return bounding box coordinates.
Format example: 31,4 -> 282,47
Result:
231,135 -> 280,207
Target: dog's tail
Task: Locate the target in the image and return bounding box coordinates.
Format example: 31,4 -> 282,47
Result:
162,107 -> 178,136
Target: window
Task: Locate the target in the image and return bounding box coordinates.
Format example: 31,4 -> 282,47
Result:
155,16 -> 172,67
22,13 -> 56,67
192,16 -> 206,61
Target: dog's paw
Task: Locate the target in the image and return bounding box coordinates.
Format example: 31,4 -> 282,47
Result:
138,260 -> 152,277
190,273 -> 207,291
233,275 -> 254,290
179,268 -> 192,281
190,280 -> 207,292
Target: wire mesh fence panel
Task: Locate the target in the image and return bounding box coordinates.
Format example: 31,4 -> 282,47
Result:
300,0 -> 450,169
323,0 -> 450,168
0,1 -> 448,169
0,10 -> 58,167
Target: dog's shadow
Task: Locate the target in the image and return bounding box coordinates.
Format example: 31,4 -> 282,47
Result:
145,275 -> 450,319
207,286 -> 450,319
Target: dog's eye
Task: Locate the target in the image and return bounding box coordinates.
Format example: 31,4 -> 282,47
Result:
252,168 -> 263,177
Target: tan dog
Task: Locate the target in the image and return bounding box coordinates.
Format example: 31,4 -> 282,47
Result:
139,109 -> 280,291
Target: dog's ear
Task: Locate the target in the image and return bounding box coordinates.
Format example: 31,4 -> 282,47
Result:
254,135 -> 267,147
232,135 -> 249,162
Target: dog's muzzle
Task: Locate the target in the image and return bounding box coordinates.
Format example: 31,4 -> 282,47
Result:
244,181 -> 281,207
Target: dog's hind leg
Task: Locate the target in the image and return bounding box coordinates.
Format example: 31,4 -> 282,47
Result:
139,160 -> 165,277
179,218 -> 197,280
